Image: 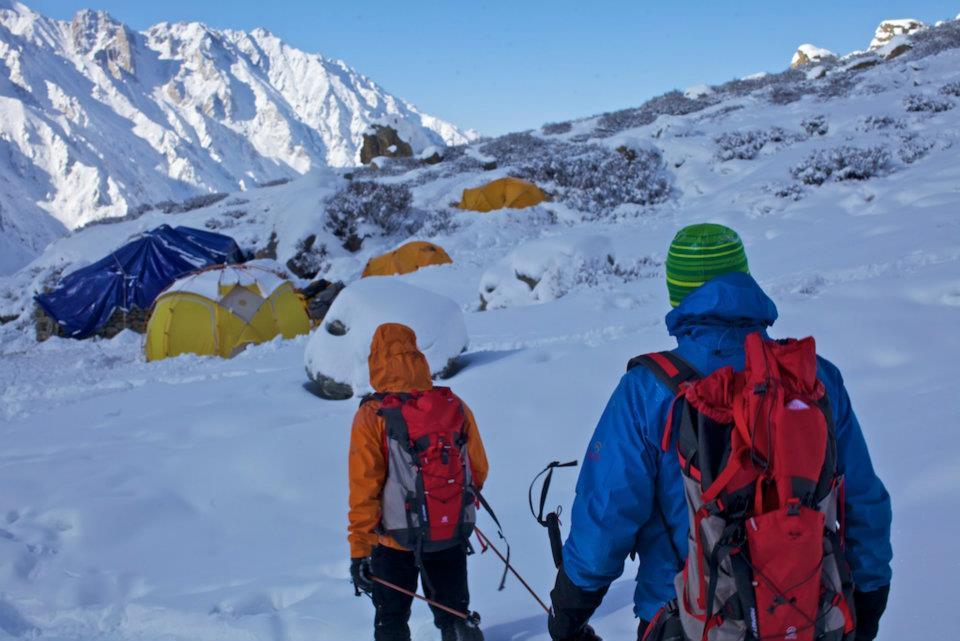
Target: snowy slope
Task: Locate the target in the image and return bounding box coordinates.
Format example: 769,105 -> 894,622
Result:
1,14 -> 959,641
0,1 -> 473,274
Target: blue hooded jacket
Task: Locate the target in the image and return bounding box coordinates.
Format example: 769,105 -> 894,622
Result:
562,272 -> 893,621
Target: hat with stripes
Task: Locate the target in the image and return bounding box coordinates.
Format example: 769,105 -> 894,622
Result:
666,223 -> 749,307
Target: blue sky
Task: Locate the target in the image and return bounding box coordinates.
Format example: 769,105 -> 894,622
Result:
29,0 -> 960,135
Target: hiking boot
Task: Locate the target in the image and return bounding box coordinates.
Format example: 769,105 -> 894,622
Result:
373,625 -> 411,641
440,619 -> 484,641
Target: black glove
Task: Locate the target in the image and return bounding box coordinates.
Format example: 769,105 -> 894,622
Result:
854,585 -> 890,641
351,556 -> 374,596
548,566 -> 608,640
636,619 -> 650,641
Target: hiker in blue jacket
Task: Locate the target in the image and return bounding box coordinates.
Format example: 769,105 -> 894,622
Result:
548,224 -> 892,641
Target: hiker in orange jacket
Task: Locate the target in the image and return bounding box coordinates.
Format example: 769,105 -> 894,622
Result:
348,322 -> 488,641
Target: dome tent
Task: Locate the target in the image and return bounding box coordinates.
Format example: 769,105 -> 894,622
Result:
362,241 -> 452,277
35,225 -> 244,339
145,262 -> 310,361
458,177 -> 545,212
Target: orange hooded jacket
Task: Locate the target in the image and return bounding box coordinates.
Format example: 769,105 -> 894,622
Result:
348,323 -> 489,558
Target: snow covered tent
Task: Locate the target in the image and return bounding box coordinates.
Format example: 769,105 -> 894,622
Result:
146,262 -> 310,361
35,225 -> 244,339
362,241 -> 452,277
458,177 -> 546,212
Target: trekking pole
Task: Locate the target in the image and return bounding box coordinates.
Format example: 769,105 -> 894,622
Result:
370,576 -> 481,626
474,526 -> 551,615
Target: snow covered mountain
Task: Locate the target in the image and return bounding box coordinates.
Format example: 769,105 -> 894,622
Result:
0,1 -> 473,273
0,12 -> 959,641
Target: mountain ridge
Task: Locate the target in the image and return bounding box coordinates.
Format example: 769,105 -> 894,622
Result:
0,1 -> 473,272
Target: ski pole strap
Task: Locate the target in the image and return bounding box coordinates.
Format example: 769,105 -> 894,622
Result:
477,490 -> 511,591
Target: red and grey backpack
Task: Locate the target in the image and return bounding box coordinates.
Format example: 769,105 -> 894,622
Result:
361,387 -> 478,557
635,333 -> 856,641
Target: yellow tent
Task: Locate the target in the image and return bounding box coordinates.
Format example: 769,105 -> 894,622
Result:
362,241 -> 453,277
458,177 -> 546,212
145,263 -> 310,361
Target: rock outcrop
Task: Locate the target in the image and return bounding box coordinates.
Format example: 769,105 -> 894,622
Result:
360,126 -> 414,164
791,44 -> 837,68
869,19 -> 925,50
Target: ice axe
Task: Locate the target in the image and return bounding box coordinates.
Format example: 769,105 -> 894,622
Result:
528,460 -> 578,568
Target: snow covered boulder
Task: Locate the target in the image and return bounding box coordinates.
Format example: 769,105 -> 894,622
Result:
791,44 -> 837,68
869,19 -> 925,50
303,279 -> 468,399
478,235 -> 615,310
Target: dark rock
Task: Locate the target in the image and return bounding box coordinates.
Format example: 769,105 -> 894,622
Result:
286,234 -> 328,279
303,375 -> 353,400
254,232 -> 278,260
360,125 -> 413,164
299,280 -> 344,324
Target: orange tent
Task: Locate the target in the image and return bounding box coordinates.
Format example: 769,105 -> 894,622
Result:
458,177 -> 545,212
362,241 -> 453,277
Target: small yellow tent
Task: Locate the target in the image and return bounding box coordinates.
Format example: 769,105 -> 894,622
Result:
145,263 -> 310,361
362,241 -> 453,277
459,177 -> 545,212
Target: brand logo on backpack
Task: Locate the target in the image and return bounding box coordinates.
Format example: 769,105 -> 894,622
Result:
635,334 -> 857,641
365,387 -> 477,555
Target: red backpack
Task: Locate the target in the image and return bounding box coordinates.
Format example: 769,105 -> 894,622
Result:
362,387 -> 478,556
638,333 -> 856,641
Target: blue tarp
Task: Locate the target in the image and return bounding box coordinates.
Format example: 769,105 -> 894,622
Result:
35,225 -> 244,339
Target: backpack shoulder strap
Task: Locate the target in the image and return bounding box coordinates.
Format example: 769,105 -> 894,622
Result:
357,392 -> 386,408
626,351 -> 701,393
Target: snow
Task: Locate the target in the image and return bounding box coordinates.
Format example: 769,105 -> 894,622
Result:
1,11 -> 960,641
303,278 -> 467,396
165,261 -> 289,299
478,234 -> 616,309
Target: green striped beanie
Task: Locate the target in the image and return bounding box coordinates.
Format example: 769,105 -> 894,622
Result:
666,223 -> 749,307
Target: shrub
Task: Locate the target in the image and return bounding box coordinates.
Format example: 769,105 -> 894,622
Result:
593,90 -> 716,137
714,127 -> 801,161
715,130 -> 770,161
898,134 -> 936,164
857,115 -> 905,131
479,132 -> 549,165
790,146 -> 891,186
939,82 -> 960,97
542,121 -> 573,135
517,144 -> 671,216
766,182 -> 805,200
324,181 -> 417,251
903,93 -> 954,113
801,115 -> 829,136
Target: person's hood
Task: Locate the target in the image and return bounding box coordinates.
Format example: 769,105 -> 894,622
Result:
666,271 -> 778,338
368,323 -> 433,393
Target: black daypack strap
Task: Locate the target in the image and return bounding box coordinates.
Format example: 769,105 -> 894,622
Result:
477,490 -> 511,591
626,351 -> 701,394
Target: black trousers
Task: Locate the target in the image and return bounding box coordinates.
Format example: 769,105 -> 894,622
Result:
372,544 -> 470,641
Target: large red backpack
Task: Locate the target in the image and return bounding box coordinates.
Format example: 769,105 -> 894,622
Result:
361,387 -> 478,556
637,334 -> 856,641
